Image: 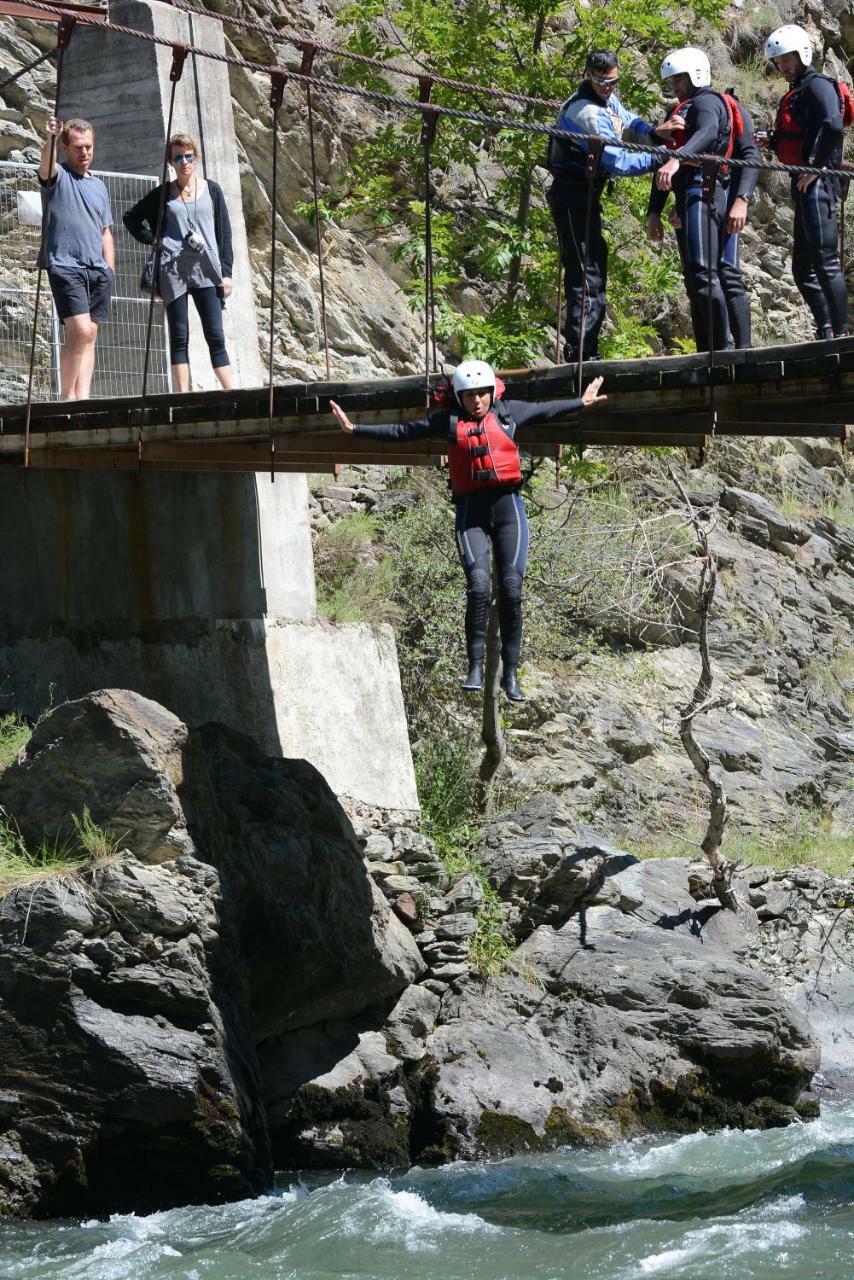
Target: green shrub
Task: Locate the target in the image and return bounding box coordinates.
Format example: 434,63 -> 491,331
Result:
0,713 -> 31,772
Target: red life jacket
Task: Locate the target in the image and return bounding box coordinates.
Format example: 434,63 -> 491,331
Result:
662,91 -> 744,165
446,386 -> 521,496
773,77 -> 854,165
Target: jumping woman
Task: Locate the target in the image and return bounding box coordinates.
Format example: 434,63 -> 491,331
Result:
330,361 -> 606,701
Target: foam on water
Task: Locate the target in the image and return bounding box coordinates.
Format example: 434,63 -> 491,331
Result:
339,1181 -> 503,1253
2,1104 -> 853,1280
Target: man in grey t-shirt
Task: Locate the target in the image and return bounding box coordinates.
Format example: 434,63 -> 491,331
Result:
39,117 -> 115,400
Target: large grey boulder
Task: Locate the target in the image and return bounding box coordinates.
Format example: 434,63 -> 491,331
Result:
0,689 -> 194,862
0,691 -> 422,1218
423,887 -> 820,1160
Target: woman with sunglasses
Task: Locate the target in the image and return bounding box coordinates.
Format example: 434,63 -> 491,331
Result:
123,133 -> 234,390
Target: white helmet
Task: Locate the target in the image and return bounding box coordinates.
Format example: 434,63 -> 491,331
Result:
452,360 -> 496,399
660,47 -> 712,89
764,24 -> 813,67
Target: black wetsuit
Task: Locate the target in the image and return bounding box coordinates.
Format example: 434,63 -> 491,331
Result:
720,98 -> 760,349
353,395 -> 583,667
648,88 -> 735,351
777,69 -> 847,337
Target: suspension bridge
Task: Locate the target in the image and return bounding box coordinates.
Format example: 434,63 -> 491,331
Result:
2,0 -> 852,477
0,336 -> 851,474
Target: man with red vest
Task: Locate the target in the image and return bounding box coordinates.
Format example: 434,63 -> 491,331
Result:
330,361 -> 606,701
648,82 -> 759,349
646,48 -> 740,353
764,24 -> 848,339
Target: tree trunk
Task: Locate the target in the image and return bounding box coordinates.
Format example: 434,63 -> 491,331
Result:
670,469 -> 738,912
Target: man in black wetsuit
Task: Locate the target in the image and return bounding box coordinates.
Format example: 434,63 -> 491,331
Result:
646,47 -> 741,353
647,77 -> 760,349
764,23 -> 848,339
330,360 -> 607,702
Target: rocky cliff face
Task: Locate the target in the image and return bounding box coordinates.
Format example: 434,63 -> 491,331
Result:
0,692 -> 827,1217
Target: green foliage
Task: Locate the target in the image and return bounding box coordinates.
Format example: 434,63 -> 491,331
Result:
415,730 -> 478,863
0,805 -> 119,897
314,512 -> 401,624
0,712 -> 30,772
329,0 -> 726,361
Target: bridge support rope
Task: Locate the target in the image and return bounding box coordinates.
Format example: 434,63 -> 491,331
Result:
268,68 -> 286,483
138,43 -> 188,465
300,42 -> 331,382
23,13 -> 74,468
419,77 -> 438,403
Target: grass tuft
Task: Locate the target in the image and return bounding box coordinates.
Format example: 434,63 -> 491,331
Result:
0,805 -> 121,898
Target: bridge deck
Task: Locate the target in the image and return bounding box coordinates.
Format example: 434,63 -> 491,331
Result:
1,337 -> 852,472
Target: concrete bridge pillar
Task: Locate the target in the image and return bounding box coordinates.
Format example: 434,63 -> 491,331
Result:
0,0 -> 418,812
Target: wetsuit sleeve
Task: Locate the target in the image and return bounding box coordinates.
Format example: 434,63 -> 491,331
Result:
647,180 -> 668,217
732,104 -> 760,201
504,398 -> 584,431
803,77 -> 844,168
677,95 -> 726,157
352,415 -> 440,442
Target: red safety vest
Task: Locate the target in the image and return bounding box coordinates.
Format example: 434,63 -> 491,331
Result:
447,402 -> 522,496
773,77 -> 854,165
662,91 -> 744,164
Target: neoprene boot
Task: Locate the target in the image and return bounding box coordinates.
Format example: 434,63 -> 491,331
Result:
461,659 -> 484,691
501,665 -> 525,702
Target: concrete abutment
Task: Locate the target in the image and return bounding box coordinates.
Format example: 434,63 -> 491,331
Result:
0,0 -> 418,813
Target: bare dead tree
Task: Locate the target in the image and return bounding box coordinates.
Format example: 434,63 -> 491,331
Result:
476,566 -> 506,814
669,468 -> 738,911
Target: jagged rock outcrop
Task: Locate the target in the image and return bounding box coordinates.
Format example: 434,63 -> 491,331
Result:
0,690 -> 422,1217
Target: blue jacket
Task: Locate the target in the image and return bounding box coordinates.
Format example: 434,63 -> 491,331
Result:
549,82 -> 658,178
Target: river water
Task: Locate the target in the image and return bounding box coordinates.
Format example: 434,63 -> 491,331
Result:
2,1103 -> 853,1280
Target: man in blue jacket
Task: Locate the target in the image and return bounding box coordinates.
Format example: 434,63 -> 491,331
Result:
547,50 -> 670,364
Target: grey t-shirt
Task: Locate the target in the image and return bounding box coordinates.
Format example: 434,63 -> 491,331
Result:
39,163 -> 113,270
158,180 -> 222,305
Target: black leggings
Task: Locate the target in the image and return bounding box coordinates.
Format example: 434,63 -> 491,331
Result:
454,489 -> 529,667
166,286 -> 230,368
791,177 -> 848,338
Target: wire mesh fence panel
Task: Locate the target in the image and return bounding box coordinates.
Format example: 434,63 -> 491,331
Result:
0,162 -> 170,403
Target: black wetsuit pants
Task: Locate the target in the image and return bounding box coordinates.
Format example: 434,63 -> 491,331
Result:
548,174 -> 607,362
454,489 -> 530,668
791,176 -> 848,338
674,178 -> 730,352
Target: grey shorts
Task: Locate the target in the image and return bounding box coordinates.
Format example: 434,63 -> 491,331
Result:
48,264 -> 113,324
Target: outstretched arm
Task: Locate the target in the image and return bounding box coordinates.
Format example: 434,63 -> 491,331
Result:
329,400 -> 437,441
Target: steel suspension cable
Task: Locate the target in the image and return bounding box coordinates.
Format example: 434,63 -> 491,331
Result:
138,44 -> 187,463
0,44 -> 56,94
169,0 -> 565,113
8,0 -> 843,184
23,13 -> 74,468
268,69 -> 285,481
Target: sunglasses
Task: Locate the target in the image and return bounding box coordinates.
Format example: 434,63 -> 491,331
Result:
590,74 -> 619,88
171,153 -> 196,164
